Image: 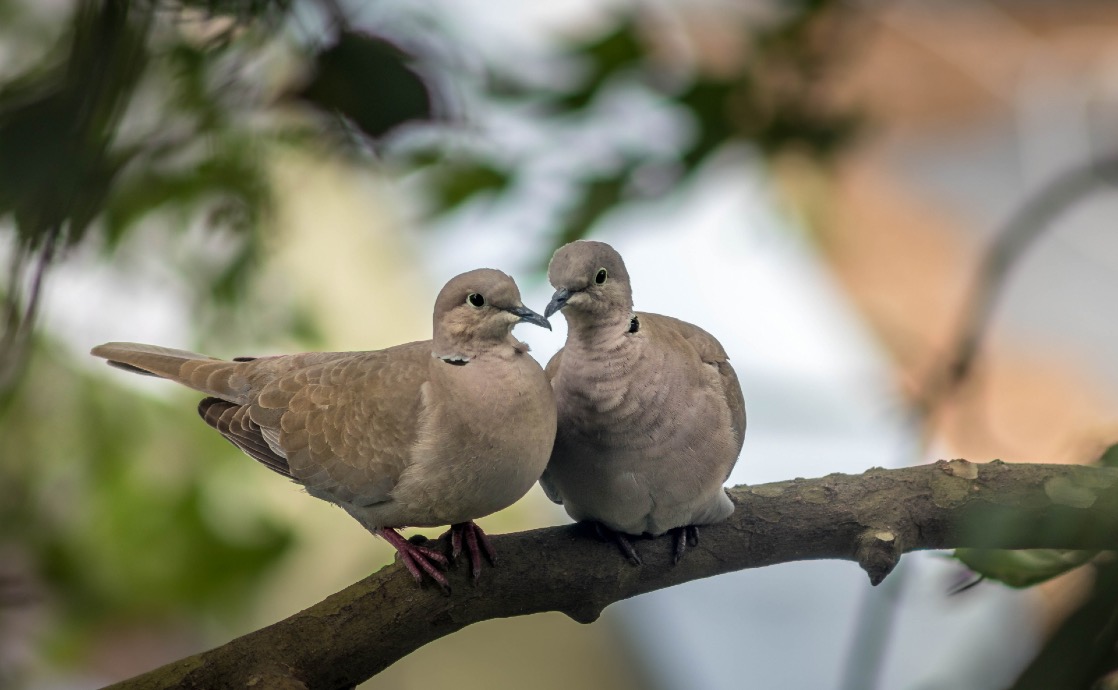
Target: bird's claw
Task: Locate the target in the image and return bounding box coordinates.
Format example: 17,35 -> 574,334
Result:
593,522 -> 643,566
379,527 -> 452,593
446,521 -> 497,583
670,525 -> 700,565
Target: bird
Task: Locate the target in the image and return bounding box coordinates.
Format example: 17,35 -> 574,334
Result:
539,240 -> 745,565
91,268 -> 557,591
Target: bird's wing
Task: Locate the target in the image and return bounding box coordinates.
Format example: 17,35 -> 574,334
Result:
199,397 -> 294,479
641,312 -> 747,457
246,342 -> 432,506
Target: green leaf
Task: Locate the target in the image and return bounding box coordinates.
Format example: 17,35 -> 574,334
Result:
556,21 -> 645,111
102,145 -> 267,247
0,1 -> 150,246
555,174 -> 628,249
297,31 -> 434,141
428,162 -> 512,213
678,78 -> 740,169
1,341 -> 295,664
954,548 -> 1097,588
1008,559 -> 1118,689
1097,443 -> 1118,469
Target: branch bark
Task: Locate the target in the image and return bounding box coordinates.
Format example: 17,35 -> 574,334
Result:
106,459 -> 1118,690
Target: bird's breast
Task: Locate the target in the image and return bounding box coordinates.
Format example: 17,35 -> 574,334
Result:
553,339 -> 680,455
405,354 -> 557,523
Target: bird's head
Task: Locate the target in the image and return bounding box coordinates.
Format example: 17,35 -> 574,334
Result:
433,268 -> 550,359
545,240 -> 633,322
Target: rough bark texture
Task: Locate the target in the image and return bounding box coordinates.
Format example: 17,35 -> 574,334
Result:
106,460 -> 1118,690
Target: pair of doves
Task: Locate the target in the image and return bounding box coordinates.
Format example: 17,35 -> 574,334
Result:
92,240 -> 746,591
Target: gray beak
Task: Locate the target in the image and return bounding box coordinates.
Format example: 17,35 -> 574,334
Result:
544,288 -> 571,319
507,304 -> 551,330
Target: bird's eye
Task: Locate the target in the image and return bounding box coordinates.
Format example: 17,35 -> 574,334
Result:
595,268 -> 608,284
467,293 -> 485,307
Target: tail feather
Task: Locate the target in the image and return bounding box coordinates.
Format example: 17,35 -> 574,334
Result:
91,342 -> 254,404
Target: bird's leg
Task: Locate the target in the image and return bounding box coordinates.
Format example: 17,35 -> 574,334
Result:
377,527 -> 451,592
669,525 -> 701,564
593,522 -> 643,566
447,521 -> 498,582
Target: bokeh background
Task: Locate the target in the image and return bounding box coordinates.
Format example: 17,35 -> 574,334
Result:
3,0 -> 1118,688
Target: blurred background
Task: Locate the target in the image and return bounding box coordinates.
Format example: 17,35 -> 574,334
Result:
3,0 -> 1118,688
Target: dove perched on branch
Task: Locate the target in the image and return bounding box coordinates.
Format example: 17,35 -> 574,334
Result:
540,241 -> 745,564
92,269 -> 557,590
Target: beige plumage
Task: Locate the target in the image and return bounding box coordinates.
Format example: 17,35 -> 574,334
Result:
540,241 -> 745,564
92,269 -> 557,589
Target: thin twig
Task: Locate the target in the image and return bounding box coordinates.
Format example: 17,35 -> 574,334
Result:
0,225 -> 61,393
918,155 -> 1118,418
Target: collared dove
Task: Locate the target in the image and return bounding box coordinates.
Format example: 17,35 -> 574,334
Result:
91,268 -> 557,590
540,240 -> 745,564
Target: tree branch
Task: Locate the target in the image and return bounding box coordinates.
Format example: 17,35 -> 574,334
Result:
106,459 -> 1118,690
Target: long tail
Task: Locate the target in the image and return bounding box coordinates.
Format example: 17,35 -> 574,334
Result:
90,342 -> 253,404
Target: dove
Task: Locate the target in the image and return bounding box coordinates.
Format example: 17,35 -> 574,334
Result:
539,240 -> 745,564
91,268 -> 557,590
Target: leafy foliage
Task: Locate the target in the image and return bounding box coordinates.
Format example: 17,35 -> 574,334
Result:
953,443 -> 1118,590
296,30 -> 435,142
0,1 -> 147,249
998,443 -> 1118,688
1009,559 -> 1118,690
953,548 -> 1097,589
0,340 -> 294,662
410,3 -> 861,249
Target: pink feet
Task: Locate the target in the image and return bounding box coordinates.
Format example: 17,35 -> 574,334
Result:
378,521 -> 498,591
378,527 -> 451,592
447,521 -> 498,582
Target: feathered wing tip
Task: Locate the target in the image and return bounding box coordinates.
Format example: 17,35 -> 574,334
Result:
90,341 -> 251,403
198,397 -> 293,479
91,342 -> 217,373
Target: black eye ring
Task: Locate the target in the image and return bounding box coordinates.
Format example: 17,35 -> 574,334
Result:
467,293 -> 485,307
595,268 -> 608,284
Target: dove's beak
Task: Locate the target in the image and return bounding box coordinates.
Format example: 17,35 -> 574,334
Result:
544,288 -> 571,319
507,304 -> 551,330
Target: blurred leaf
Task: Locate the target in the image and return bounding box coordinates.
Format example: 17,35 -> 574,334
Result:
0,340 -> 294,663
104,151 -> 266,245
954,548 -> 1097,588
557,21 -> 645,111
1098,443 -> 1118,469
173,0 -> 292,22
557,174 -> 628,248
1010,559 -> 1118,690
0,0 -> 150,247
679,78 -> 740,168
210,230 -> 260,304
1095,670 -> 1118,690
958,443 -> 1118,602
297,31 -> 434,141
98,144 -> 269,308
748,103 -> 862,159
428,162 -> 512,213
